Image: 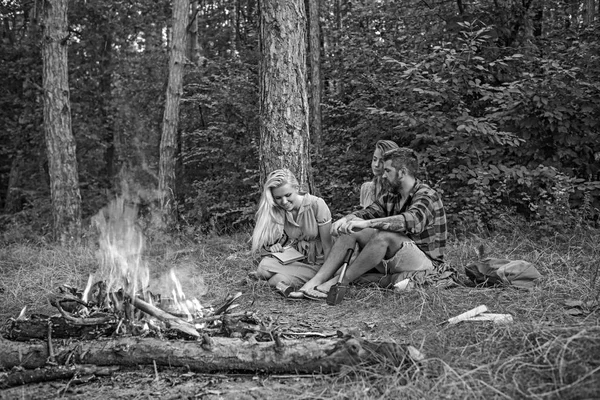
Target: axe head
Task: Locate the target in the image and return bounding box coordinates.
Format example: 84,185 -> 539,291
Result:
326,283 -> 348,305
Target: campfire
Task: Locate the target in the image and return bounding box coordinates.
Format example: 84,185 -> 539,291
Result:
0,197 -> 420,389
7,197 -> 252,341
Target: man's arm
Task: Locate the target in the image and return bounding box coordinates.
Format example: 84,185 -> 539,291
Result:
349,190 -> 438,234
366,215 -> 407,232
345,214 -> 406,234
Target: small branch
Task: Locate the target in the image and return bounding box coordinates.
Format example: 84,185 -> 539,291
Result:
194,311 -> 250,324
213,292 -> 243,315
46,320 -> 56,365
49,296 -> 114,326
131,297 -> 200,338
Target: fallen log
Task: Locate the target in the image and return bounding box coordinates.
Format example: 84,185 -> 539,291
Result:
0,335 -> 415,374
0,365 -> 120,389
5,315 -> 118,341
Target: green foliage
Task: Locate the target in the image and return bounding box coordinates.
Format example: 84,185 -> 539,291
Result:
1,0 -> 599,237
357,17 -> 600,233
178,57 -> 260,234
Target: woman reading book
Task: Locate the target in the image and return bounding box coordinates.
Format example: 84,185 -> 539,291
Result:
250,169 -> 333,295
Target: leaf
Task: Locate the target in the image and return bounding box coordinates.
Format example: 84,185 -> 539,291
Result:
564,299 -> 584,308
565,308 -> 584,316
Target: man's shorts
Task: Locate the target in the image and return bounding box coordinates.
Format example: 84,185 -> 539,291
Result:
382,241 -> 433,274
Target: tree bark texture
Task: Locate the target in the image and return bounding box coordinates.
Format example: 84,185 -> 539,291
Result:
583,0 -> 596,25
307,0 -> 323,159
42,0 -> 82,245
0,365 -> 120,389
99,32 -> 116,184
0,336 -> 412,374
5,315 -> 118,341
4,154 -> 24,213
159,0 -> 190,227
259,0 -> 313,192
188,0 -> 201,65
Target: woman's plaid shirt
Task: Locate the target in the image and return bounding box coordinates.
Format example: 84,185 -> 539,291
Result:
352,180 -> 447,264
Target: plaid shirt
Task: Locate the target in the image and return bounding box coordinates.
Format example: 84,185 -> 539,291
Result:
352,180 -> 447,264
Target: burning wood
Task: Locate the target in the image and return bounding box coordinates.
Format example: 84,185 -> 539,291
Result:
131,296 -> 200,338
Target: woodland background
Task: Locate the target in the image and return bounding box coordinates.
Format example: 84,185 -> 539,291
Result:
0,0 -> 599,241
1,1 -> 600,398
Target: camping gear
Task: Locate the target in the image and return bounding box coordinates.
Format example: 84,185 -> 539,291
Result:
465,258 -> 542,289
327,248 -> 354,306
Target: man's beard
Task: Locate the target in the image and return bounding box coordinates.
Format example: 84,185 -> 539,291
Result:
388,178 -> 402,193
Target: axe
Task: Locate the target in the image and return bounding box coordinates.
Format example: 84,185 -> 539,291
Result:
327,248 -> 354,306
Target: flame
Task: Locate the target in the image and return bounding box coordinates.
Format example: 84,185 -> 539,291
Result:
81,274 -> 94,304
167,268 -> 204,322
92,196 -> 208,330
93,197 -> 149,303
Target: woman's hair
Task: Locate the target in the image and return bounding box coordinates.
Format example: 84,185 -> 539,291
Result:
376,140 -> 400,156
251,169 -> 299,252
372,140 -> 400,199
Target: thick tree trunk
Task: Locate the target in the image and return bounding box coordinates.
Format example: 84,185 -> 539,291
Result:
159,0 -> 189,227
259,0 -> 314,192
0,335 -> 413,374
42,0 -> 82,245
307,0 -> 323,160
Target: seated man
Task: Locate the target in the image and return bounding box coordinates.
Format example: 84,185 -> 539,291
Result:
295,147 -> 448,298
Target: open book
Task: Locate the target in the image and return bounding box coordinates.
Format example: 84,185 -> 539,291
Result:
272,247 -> 306,265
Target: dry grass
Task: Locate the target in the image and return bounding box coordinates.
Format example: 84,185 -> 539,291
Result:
1,224 -> 599,400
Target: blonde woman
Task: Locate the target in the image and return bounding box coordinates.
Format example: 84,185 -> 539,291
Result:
359,140 -> 400,208
250,169 -> 333,293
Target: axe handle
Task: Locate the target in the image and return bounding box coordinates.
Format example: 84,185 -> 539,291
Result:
336,248 -> 354,284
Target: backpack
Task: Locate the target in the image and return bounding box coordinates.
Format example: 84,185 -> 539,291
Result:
465,258 -> 542,289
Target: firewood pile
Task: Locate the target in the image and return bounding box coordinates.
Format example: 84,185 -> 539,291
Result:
4,281 -> 250,342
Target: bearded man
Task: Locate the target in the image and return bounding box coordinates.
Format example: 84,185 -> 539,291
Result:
293,147 -> 450,299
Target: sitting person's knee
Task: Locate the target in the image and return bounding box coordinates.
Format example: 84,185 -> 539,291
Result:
256,262 -> 273,279
371,230 -> 409,245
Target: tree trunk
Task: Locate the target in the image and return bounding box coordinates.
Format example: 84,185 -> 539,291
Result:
159,0 -> 190,228
0,335 -> 414,374
307,0 -> 323,160
100,33 -> 116,185
4,154 -> 24,213
259,0 -> 314,192
532,0 -> 544,36
188,0 -> 201,65
42,0 -> 81,245
583,0 -> 596,25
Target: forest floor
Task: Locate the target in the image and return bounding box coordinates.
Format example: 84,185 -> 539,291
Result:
1,225 -> 599,399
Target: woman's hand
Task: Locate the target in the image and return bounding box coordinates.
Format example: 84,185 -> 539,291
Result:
331,217 -> 347,235
269,243 -> 284,253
